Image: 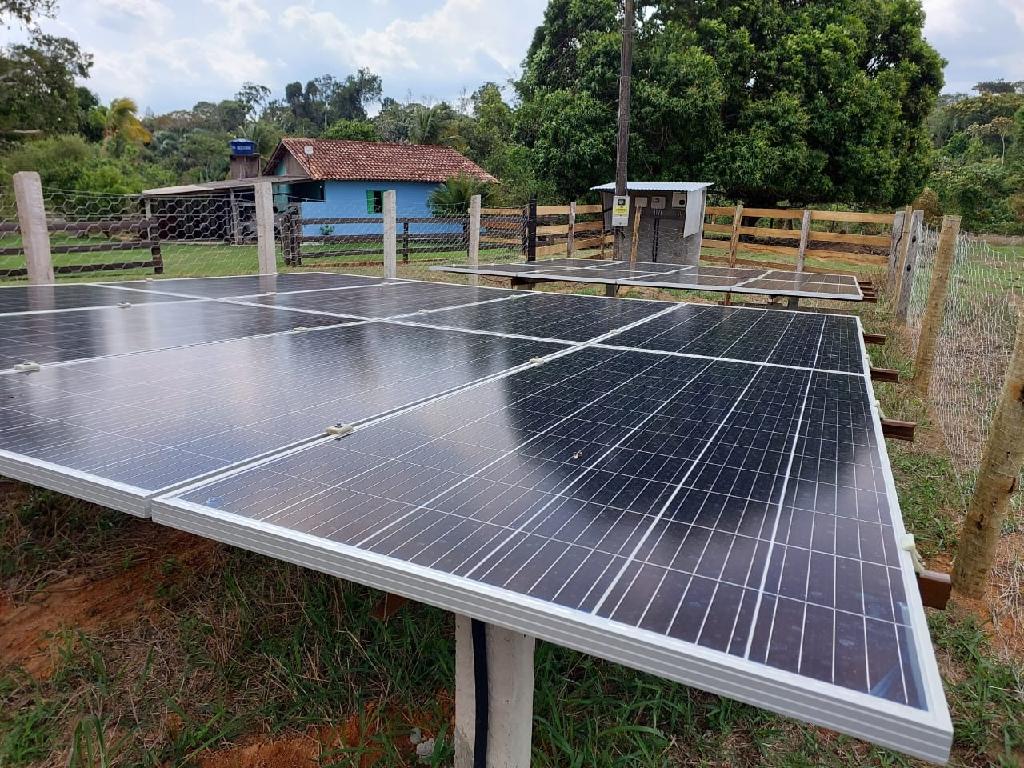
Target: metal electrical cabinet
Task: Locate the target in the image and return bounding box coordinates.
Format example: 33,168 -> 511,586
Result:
591,181 -> 711,265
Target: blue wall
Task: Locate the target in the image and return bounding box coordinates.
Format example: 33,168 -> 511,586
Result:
298,181 -> 460,236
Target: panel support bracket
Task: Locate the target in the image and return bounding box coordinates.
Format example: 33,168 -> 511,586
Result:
870,366 -> 900,383
863,332 -> 887,346
916,569 -> 952,610
881,418 -> 916,442
455,615 -> 535,768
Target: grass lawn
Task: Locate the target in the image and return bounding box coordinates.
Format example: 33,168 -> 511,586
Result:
1,261 -> 1022,767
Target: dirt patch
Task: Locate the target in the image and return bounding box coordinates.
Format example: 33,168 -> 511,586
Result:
198,727 -> 346,768
0,526 -> 217,679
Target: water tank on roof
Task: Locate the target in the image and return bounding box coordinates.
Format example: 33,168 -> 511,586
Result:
229,138 -> 257,156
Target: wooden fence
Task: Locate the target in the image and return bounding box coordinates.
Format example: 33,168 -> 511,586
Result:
0,218 -> 163,278
701,205 -> 903,275
500,200 -> 907,278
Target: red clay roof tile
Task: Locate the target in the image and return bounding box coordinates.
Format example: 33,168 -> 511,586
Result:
267,138 -> 497,184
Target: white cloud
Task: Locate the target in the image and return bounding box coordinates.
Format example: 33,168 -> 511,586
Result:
93,0 -> 173,25
921,0 -> 965,39
282,0 -> 529,79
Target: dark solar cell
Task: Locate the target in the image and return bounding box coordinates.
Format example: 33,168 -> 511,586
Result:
238,281 -> 519,318
406,292 -> 669,341
0,301 -> 351,369
99,272 -> 389,298
0,324 -> 564,492
0,283 -> 187,315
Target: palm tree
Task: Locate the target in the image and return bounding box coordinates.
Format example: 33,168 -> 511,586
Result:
427,174 -> 493,215
102,97 -> 151,155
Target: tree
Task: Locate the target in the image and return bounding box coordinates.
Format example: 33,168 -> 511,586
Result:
0,0 -> 54,26
102,97 -> 151,155
0,34 -> 92,133
323,118 -> 379,142
970,116 -> 1015,164
973,80 -> 1024,96
516,0 -> 944,206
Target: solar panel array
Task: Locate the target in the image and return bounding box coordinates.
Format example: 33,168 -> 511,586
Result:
432,259 -> 865,301
0,272 -> 949,762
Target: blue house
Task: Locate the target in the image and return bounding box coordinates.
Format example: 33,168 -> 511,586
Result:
263,138 -> 497,236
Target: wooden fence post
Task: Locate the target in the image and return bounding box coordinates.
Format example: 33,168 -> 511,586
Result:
911,215 -> 961,396
468,194 -> 481,287
895,209 -> 924,323
402,221 -> 410,263
526,197 -> 537,262
383,189 -> 397,279
254,180 -> 277,275
795,209 -> 811,272
888,207 -> 909,281
952,307 -> 1024,597
727,203 -> 743,267
12,171 -> 53,285
567,201 -> 576,257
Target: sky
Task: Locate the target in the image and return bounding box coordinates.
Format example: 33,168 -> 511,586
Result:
1,0 -> 1022,115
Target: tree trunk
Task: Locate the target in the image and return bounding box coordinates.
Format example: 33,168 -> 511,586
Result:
952,308 -> 1024,598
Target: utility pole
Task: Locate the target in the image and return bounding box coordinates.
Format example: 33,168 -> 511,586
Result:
613,0 -> 634,261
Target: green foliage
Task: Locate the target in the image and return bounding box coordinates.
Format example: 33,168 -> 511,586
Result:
516,0 -> 944,206
926,87 -> 1024,233
323,118 -> 379,142
0,135 -> 173,194
427,173 -> 493,214
0,34 -> 93,134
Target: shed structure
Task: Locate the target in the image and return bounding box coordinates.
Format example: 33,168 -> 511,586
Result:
591,181 -> 711,265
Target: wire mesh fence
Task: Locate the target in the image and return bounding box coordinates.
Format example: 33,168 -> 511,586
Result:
904,232 -> 1024,497
0,187 -> 277,282
0,186 -> 533,285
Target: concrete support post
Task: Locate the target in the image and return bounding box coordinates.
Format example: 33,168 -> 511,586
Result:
895,209 -> 924,323
454,615 -> 535,768
254,181 -> 277,275
383,189 -> 397,279
468,194 -> 481,287
12,171 -> 53,284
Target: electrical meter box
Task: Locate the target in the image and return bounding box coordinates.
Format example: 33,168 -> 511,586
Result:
591,181 -> 711,265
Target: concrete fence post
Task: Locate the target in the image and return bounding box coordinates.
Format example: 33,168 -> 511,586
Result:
912,215 -> 961,396
383,189 -> 397,279
468,194 -> 481,287
12,171 -> 54,284
254,181 -> 277,275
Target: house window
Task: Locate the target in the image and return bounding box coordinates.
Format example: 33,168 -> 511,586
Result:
365,189 -> 384,214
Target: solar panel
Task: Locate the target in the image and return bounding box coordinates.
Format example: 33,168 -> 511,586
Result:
98,272 -> 391,299
233,281 -> 521,319
153,334 -> 950,762
0,301 -> 354,370
0,274 -> 949,761
602,305 -> 864,373
400,292 -> 672,342
432,261 -> 864,301
0,283 -> 188,315
0,322 -> 565,515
